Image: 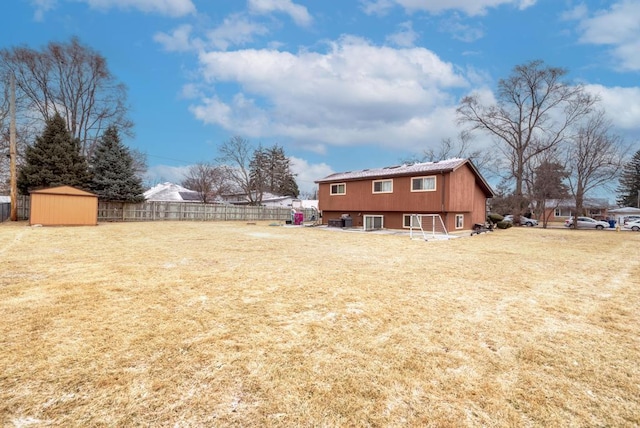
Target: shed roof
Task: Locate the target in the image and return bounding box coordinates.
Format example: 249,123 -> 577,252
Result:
315,158 -> 494,197
30,186 -> 96,197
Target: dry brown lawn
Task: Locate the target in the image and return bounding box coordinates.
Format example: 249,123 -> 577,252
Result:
1,221 -> 639,427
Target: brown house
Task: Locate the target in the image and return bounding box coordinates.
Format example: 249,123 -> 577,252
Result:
315,158 -> 494,232
538,198 -> 610,223
30,186 -> 98,226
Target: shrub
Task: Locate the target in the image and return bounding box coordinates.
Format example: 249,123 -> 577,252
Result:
488,213 -> 504,224
496,220 -> 512,229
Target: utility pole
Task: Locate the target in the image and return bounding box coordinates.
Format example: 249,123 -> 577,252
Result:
10,73 -> 17,221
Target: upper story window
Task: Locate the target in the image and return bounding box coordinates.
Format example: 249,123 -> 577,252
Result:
330,183 -> 346,195
411,176 -> 436,192
372,179 -> 393,194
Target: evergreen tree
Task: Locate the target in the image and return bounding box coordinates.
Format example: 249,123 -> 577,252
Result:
617,149 -> 640,207
89,126 -> 145,202
18,113 -> 91,194
249,145 -> 299,197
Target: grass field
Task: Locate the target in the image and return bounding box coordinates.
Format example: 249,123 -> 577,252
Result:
1,221 -> 639,427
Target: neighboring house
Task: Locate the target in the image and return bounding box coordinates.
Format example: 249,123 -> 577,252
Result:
314,158 -> 494,232
607,206 -> 640,226
219,192 -> 299,207
541,198 -> 610,222
144,182 -> 201,202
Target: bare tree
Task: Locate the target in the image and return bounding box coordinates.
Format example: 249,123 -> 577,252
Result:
216,136 -> 260,205
457,60 -> 596,217
530,153 -> 569,228
0,36 -> 133,158
182,163 -> 232,204
403,131 -> 496,180
566,110 -> 627,228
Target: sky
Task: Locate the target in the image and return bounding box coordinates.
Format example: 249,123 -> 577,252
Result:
3,0 -> 640,197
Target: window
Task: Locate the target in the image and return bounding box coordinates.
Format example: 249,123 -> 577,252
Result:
411,176 -> 436,192
554,208 -> 561,217
372,179 -> 393,194
330,183 -> 346,195
364,215 -> 384,230
403,214 -> 423,228
455,214 -> 464,229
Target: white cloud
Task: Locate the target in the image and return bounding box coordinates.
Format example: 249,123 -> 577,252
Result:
154,24 -> 201,52
363,0 -> 537,16
386,21 -> 419,47
572,0 -> 640,71
584,84 -> 640,131
190,36 -> 468,152
360,0 -> 395,16
206,14 -> 270,51
144,164 -> 191,186
439,14 -> 484,42
76,0 -> 196,16
30,0 -> 57,21
248,0 -> 312,27
289,157 -> 333,195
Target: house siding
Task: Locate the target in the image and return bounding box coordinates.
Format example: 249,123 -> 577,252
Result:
317,162 -> 492,232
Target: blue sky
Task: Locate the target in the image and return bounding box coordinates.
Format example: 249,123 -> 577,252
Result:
4,0 -> 640,196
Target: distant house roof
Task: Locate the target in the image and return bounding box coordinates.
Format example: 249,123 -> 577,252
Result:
546,198 -> 610,208
315,158 -> 494,197
219,192 -> 297,206
144,182 -> 200,202
608,206 -> 640,214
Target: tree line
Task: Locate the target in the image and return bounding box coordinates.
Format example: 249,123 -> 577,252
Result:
2,39 -> 638,211
455,60 -> 638,228
1,37 -> 300,204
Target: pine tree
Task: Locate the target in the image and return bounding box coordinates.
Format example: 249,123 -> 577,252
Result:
617,149 -> 640,207
89,126 -> 145,202
252,145 -> 299,197
18,113 -> 92,194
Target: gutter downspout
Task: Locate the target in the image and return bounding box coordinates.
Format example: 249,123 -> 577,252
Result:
441,171 -> 446,225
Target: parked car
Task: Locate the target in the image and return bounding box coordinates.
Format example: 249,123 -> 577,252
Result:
503,215 -> 538,227
623,219 -> 640,231
623,215 -> 640,225
564,216 -> 609,229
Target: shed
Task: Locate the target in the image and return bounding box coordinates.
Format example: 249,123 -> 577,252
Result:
29,186 -> 98,226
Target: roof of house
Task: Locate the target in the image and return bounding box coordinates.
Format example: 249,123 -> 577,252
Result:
144,182 -> 200,202
315,158 -> 494,197
546,198 -> 610,208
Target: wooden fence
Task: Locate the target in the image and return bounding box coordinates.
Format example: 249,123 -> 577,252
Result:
0,203 -> 9,223
13,197 -> 318,224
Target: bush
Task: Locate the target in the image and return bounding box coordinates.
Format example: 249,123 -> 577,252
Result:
496,220 -> 512,229
487,213 -> 504,224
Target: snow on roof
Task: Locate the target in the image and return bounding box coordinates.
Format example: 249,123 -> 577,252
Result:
144,182 -> 199,202
315,158 -> 467,183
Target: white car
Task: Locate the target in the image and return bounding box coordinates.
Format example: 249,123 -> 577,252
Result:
503,215 -> 538,227
623,215 -> 640,226
564,216 -> 609,230
623,219 -> 640,231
